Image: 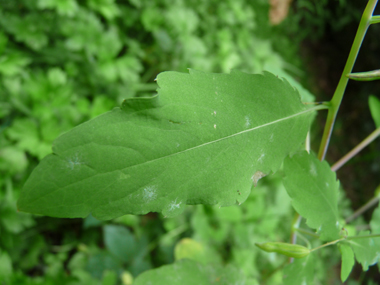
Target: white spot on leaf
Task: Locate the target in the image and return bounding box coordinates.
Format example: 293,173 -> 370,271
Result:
119,173 -> 130,180
270,133 -> 274,142
143,186 -> 157,202
168,199 -> 181,211
245,116 -> 251,128
251,171 -> 267,187
214,124 -> 217,129
257,152 -> 265,163
66,153 -> 82,170
310,163 -> 317,176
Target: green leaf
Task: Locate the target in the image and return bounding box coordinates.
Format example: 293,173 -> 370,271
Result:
339,243 -> 354,282
349,231 -> 380,271
18,70 -> 314,220
283,254 -> 315,285
370,204 -> 380,233
101,270 -> 117,285
174,238 -> 221,265
0,250 -> 13,280
174,238 -> 205,263
0,54 -> 31,76
134,259 -> 251,285
37,0 -> 79,17
85,252 -> 122,280
103,225 -> 136,263
369,95 -> 380,128
283,151 -> 340,241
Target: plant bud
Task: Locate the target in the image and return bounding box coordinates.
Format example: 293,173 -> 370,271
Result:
255,242 -> 310,258
347,69 -> 380,81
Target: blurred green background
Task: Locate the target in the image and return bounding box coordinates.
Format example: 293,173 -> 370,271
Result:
1,0 -> 379,284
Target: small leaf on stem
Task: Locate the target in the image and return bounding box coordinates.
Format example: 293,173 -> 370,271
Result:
283,151 -> 341,241
339,243 -> 355,282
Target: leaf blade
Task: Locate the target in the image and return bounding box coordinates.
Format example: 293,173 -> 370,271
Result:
349,231 -> 380,271
339,243 -> 355,282
283,254 -> 315,285
369,95 -> 380,128
18,70 -> 314,219
283,151 -> 340,240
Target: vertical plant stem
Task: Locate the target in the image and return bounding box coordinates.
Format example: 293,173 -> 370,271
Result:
331,127 -> 380,171
317,0 -> 379,161
289,214 -> 302,263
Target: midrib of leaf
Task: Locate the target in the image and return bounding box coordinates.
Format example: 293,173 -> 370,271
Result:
115,105 -> 323,168
54,106 -> 322,177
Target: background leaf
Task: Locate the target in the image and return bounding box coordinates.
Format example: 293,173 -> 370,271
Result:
370,203 -> 380,233
369,95 -> 380,128
18,70 -> 314,220
103,225 -> 136,263
283,151 -> 340,241
0,250 -> 13,281
133,259 -> 255,285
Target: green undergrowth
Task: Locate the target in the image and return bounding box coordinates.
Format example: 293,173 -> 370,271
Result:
1,0 -> 379,284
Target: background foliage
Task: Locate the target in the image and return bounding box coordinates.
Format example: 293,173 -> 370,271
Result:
0,0 -> 379,284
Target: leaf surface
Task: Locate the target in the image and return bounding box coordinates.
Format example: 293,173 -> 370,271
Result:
103,225 -> 136,263
349,231 -> 380,271
283,254 -> 315,285
339,243 -> 354,282
18,70 -> 314,219
283,151 -> 340,240
133,259 -> 252,285
370,203 -> 380,233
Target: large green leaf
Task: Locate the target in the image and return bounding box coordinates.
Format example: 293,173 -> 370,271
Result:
18,70 -> 315,220
283,151 -> 340,241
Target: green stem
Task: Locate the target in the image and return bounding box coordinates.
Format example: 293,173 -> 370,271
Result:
309,233 -> 380,253
294,227 -> 320,238
370,15 -> 380,24
289,214 -> 302,263
346,233 -> 380,240
331,127 -> 380,171
317,0 -> 379,161
310,238 -> 346,252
